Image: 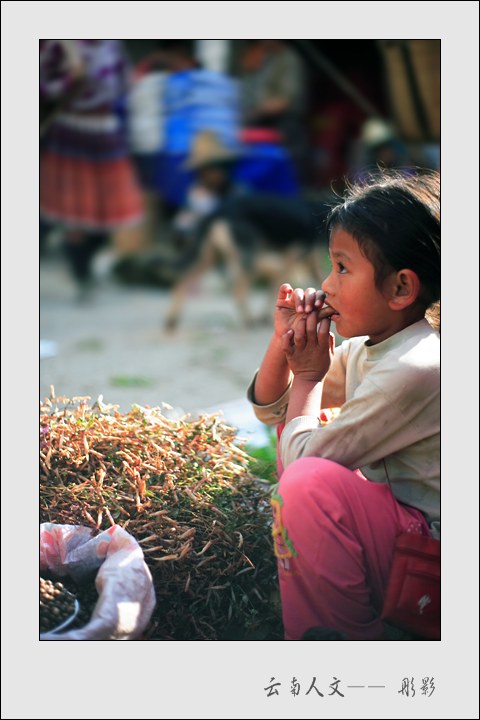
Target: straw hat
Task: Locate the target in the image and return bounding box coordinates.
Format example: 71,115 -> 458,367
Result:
184,131 -> 237,170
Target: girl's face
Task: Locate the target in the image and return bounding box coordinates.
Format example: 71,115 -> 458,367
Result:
322,228 -> 397,344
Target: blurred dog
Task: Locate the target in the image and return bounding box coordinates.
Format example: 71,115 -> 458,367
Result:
164,193 -> 331,330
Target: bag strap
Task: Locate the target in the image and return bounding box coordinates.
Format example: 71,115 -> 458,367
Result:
383,460 -> 401,523
382,458 -> 397,502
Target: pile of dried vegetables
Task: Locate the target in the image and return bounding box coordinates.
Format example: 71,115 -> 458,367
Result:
40,392 -> 283,640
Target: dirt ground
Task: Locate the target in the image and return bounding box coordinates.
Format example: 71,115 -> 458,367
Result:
40,246 -> 301,446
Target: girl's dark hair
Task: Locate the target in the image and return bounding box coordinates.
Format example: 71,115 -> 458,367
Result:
326,170 -> 440,329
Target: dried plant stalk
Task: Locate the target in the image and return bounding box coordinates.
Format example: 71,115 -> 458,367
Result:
40,395 -> 282,640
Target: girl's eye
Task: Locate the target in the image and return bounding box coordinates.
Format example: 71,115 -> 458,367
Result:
337,262 -> 347,274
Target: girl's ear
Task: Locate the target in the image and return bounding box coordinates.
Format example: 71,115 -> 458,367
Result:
387,269 -> 421,311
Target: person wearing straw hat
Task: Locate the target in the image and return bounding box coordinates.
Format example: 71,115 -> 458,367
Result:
185,130 -> 238,171
164,130 -> 249,330
172,130 -> 245,237
164,131 -> 330,332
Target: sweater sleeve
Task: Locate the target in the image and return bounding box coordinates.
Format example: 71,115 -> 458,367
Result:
246,371 -> 293,426
247,341 -> 348,426
280,355 -> 440,470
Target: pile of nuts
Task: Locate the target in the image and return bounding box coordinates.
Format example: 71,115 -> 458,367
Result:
40,577 -> 77,633
61,577 -> 98,630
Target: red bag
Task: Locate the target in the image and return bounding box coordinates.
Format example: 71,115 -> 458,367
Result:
381,531 -> 440,640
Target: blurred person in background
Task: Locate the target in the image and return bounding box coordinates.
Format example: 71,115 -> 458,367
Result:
350,117 -> 412,182
164,131 -> 330,332
172,130 -> 244,245
241,40 -> 309,184
40,39 -> 144,301
112,43 -> 243,288
127,40 -> 240,220
159,40 -> 240,212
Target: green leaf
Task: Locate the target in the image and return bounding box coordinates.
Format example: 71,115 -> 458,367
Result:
110,375 -> 154,388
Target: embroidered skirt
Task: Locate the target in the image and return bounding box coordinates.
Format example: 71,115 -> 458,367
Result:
40,113 -> 144,231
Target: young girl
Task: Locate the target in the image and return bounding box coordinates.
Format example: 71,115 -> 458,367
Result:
247,170 -> 440,641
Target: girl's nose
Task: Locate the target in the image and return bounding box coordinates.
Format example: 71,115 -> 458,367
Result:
322,271 -> 333,296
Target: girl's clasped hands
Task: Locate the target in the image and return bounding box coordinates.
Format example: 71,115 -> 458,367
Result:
274,283 -> 336,383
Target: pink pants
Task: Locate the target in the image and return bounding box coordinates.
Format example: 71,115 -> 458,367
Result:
273,452 -> 430,640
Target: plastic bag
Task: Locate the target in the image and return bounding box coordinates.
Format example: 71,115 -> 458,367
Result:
40,523 -> 156,640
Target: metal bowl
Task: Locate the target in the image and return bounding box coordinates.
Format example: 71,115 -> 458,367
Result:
49,598 -> 80,634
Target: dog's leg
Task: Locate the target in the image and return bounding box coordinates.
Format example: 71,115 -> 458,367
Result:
207,220 -> 254,327
163,234 -> 216,332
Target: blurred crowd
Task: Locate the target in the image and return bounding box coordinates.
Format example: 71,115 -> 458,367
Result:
39,39 -> 440,309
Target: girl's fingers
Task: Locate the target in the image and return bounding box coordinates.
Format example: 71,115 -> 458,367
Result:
281,286 -> 326,313
304,287 -> 316,313
276,283 -> 295,310
293,287 -> 305,312
317,317 -> 332,337
314,290 -> 326,308
281,329 -> 294,355
306,308 -> 319,341
317,305 -> 335,320
293,316 -> 307,347
277,283 -> 293,302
